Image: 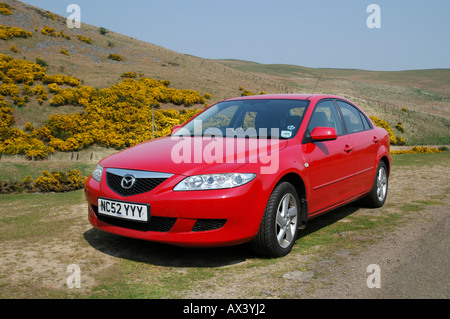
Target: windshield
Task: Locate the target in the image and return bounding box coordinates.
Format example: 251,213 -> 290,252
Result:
174,99 -> 309,139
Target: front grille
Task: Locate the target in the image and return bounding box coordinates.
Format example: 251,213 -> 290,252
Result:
92,205 -> 176,232
107,172 -> 167,196
192,219 -> 227,232
105,168 -> 172,197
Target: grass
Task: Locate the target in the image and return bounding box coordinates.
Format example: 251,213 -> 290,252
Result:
391,150 -> 450,167
0,161 -> 97,182
0,151 -> 449,299
2,152 -> 448,298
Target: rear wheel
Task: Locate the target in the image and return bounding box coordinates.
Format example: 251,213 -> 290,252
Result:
362,161 -> 388,208
251,182 -> 300,258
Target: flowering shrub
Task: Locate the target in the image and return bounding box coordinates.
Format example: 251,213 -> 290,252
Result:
9,45 -> 18,53
0,126 -> 54,158
0,54 -> 46,84
42,74 -> 80,87
0,169 -> 86,194
47,83 -> 61,93
32,84 -> 48,104
108,54 -> 123,61
370,116 -> 406,145
41,26 -> 56,37
121,72 -> 137,79
35,58 -> 48,67
77,35 -> 92,44
239,87 -> 267,96
0,55 -> 210,155
46,11 -> 57,20
391,146 -> 444,155
0,25 -> 32,40
60,49 -> 70,56
0,2 -> 13,15
395,121 -> 405,134
0,97 -> 14,127
57,30 -> 71,40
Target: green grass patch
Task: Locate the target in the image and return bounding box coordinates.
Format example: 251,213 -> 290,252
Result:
391,151 -> 450,167
0,161 -> 97,183
0,190 -> 85,240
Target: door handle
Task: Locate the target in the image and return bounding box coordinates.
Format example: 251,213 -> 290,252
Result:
373,136 -> 379,143
344,145 -> 353,153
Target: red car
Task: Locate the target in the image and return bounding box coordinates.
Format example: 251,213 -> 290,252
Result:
85,94 -> 391,257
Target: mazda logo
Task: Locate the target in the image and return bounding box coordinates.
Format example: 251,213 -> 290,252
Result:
121,174 -> 136,189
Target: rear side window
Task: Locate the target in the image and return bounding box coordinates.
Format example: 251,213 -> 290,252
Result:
360,112 -> 373,130
336,101 -> 365,134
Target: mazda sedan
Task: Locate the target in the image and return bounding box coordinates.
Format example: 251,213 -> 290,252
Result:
85,94 -> 391,257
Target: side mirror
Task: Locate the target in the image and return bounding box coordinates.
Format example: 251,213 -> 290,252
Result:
310,127 -> 337,141
171,125 -> 182,135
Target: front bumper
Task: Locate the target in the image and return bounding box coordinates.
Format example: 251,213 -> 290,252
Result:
84,173 -> 268,247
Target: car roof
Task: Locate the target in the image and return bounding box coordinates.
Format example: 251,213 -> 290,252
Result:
223,94 -> 344,102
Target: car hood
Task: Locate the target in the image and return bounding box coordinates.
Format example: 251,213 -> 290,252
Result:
100,136 -> 288,176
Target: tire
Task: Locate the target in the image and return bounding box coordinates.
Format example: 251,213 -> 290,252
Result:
362,161 -> 388,208
251,182 -> 300,258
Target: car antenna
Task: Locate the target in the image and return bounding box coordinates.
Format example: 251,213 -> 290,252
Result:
312,73 -> 322,94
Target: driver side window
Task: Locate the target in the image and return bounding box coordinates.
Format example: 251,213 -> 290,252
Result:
307,100 -> 343,136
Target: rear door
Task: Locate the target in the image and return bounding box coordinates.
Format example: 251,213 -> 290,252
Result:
303,100 -> 356,215
335,100 -> 379,195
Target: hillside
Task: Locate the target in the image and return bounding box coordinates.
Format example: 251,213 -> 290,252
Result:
0,0 -> 284,103
217,59 -> 450,118
1,0 -> 449,151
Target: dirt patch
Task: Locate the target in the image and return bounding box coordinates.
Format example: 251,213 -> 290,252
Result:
0,203 -> 118,296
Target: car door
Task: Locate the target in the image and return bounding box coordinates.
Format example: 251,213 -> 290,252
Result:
303,100 -> 356,215
335,100 -> 379,195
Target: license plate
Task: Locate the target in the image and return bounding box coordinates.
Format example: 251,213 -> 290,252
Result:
97,198 -> 149,222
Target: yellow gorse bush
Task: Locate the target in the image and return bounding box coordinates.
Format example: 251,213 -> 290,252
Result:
0,2 -> 13,15
0,25 -> 33,40
370,116 -> 406,145
121,72 -> 137,79
57,30 -> 71,40
41,26 -> 56,37
77,35 -> 92,44
0,55 -> 209,157
0,54 -> 46,84
390,146 -> 444,155
108,54 -> 123,61
32,84 -> 48,104
42,74 -> 80,87
239,86 -> 267,96
9,45 -> 18,53
0,169 -> 86,194
46,11 -> 57,20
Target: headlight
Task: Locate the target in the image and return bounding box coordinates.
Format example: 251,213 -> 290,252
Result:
173,173 -> 256,191
92,164 -> 103,182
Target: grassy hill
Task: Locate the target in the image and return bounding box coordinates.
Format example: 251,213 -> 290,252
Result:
1,0 -> 449,149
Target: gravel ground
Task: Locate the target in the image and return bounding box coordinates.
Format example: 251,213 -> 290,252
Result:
310,205 -> 449,298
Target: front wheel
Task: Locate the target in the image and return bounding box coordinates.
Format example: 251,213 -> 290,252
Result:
251,182 -> 300,258
362,161 -> 388,208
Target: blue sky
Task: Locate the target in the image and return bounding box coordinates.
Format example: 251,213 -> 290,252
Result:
21,0 -> 450,71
